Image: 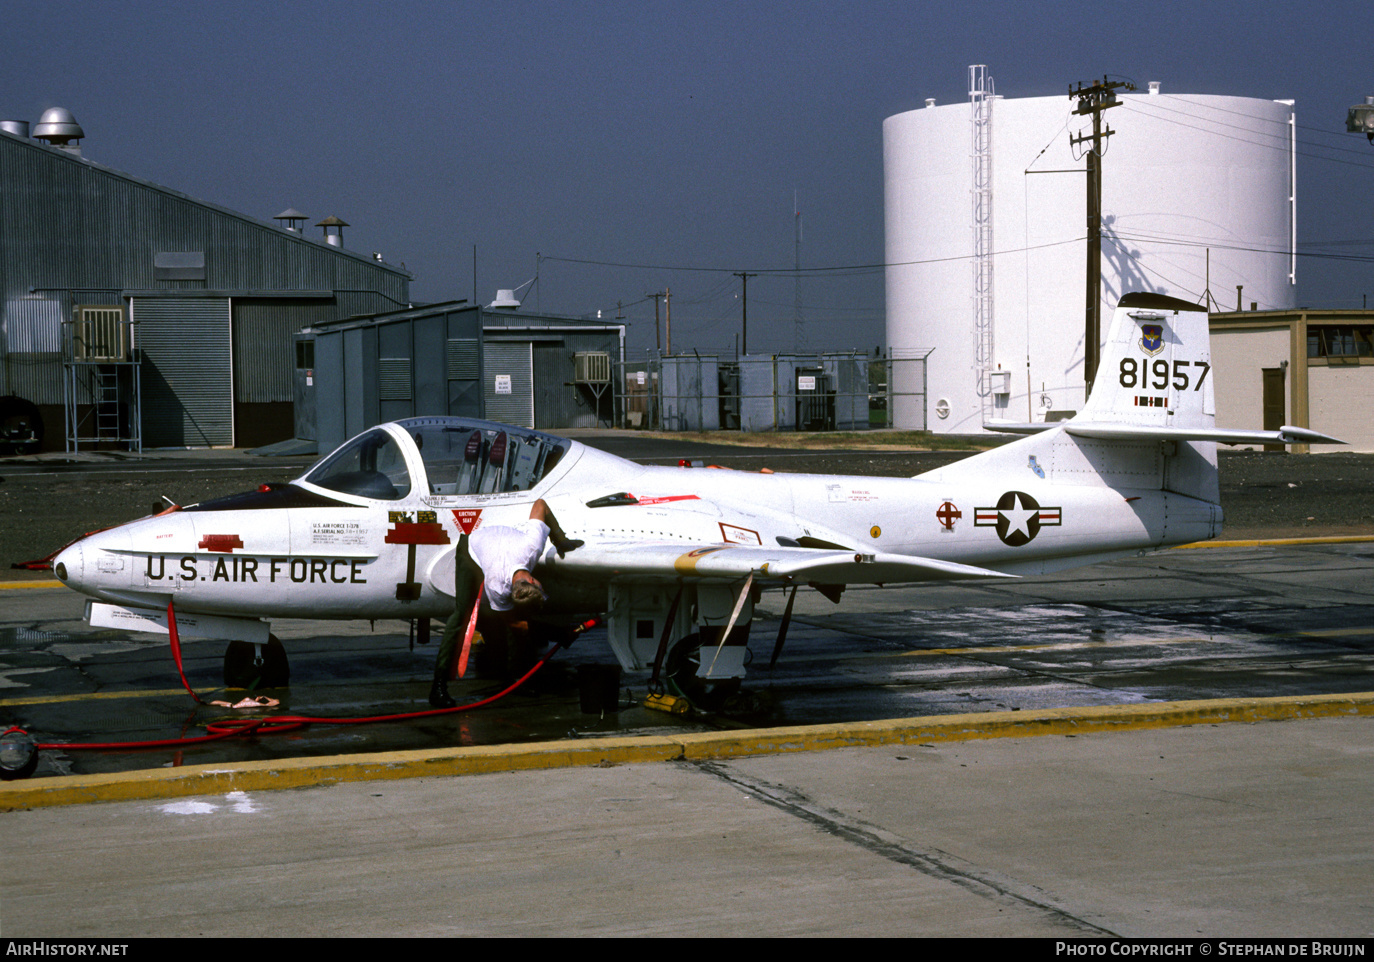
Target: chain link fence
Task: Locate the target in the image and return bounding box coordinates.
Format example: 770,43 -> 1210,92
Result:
612,351 -> 930,432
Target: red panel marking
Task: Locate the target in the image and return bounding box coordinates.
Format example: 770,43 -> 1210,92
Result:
385,523 -> 452,545
198,534 -> 244,553
719,522 -> 761,545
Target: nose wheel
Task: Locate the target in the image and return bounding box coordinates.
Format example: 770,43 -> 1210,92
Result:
223,635 -> 290,689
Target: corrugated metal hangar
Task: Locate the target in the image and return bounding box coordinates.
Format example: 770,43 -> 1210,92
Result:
0,109 -> 410,451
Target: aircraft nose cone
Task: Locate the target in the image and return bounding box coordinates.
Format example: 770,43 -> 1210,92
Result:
53,542 -> 81,585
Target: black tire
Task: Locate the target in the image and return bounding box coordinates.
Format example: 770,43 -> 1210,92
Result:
223,635 -> 290,689
0,396 -> 43,454
664,632 -> 741,710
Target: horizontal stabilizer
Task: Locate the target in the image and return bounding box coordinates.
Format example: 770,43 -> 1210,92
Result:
1064,423 -> 1344,446
543,540 -> 1014,586
984,420 -> 1056,435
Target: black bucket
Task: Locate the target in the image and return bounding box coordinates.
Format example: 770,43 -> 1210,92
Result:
577,664 -> 622,713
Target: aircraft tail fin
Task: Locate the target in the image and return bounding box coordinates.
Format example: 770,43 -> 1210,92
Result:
989,293 -> 1340,446
1078,292 -> 1215,430
942,293 -> 1341,518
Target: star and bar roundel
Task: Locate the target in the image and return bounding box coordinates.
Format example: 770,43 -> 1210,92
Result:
973,491 -> 1062,547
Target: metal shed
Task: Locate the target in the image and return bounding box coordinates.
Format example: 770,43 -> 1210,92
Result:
300,303 -> 625,454
302,302 -> 484,454
481,307 -> 625,433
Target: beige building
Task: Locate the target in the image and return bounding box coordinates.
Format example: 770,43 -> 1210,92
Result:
1210,309 -> 1374,453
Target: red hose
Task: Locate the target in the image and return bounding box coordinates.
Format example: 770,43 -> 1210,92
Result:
27,618 -> 600,754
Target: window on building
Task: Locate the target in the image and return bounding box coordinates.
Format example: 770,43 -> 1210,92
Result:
1307,326 -> 1374,358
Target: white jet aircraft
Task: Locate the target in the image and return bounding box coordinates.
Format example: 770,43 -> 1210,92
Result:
53,293 -> 1340,696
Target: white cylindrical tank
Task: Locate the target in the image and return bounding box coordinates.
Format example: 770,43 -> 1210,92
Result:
885,89 -> 1296,432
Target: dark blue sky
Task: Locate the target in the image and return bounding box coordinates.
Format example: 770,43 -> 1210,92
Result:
6,0 -> 1371,358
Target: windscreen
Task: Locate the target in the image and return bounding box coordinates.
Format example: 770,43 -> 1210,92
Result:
304,428 -> 413,500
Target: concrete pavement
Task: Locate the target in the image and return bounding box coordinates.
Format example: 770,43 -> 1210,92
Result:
4,709 -> 1372,937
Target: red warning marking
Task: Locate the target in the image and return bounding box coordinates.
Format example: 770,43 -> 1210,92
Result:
936,501 -> 962,530
385,523 -> 451,545
452,508 -> 483,535
198,534 -> 244,553
634,494 -> 701,506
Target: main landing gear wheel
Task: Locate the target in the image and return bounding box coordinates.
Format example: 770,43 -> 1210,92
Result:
664,633 -> 742,711
224,635 -> 290,689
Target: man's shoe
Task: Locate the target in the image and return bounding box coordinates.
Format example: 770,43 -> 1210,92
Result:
553,536 -> 584,557
429,678 -> 457,709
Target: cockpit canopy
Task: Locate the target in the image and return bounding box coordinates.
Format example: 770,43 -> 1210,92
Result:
303,418 -> 570,501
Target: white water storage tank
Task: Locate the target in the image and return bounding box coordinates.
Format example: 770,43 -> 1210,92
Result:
884,86 -> 1295,432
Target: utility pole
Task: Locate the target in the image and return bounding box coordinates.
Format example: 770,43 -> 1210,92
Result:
646,291 -> 663,352
1070,76 -> 1134,396
794,190 -> 803,351
665,287 -> 672,356
733,272 -> 756,355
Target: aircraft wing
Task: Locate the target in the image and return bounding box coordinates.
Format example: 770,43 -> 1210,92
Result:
542,540 -> 1014,586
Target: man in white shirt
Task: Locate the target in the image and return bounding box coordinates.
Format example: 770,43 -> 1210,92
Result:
430,499 -> 582,708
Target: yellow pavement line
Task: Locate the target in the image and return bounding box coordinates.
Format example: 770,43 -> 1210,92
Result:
901,636 -> 1218,658
4,691 -> 1372,811
898,625 -> 1372,659
1175,535 -> 1374,549
0,688 -> 192,708
7,628 -> 1367,707
0,580 -> 63,590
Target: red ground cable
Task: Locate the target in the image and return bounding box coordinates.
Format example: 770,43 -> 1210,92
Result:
26,618 -> 600,753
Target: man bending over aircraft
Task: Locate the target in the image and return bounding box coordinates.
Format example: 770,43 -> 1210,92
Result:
431,499 -> 583,708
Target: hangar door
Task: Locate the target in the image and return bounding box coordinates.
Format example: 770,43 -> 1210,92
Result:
483,342 -> 534,428
134,297 -> 233,447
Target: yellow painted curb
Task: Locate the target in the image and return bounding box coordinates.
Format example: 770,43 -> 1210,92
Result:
4,692 -> 1372,811
0,735 -> 684,811
674,692 -> 1374,759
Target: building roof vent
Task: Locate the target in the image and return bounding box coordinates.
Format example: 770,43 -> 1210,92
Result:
316,215 -> 349,247
489,289 -> 521,309
33,107 -> 84,146
0,120 -> 30,138
275,208 -> 307,232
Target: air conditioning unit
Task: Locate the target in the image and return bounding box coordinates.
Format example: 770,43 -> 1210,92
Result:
74,307 -> 128,361
574,352 -> 611,383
